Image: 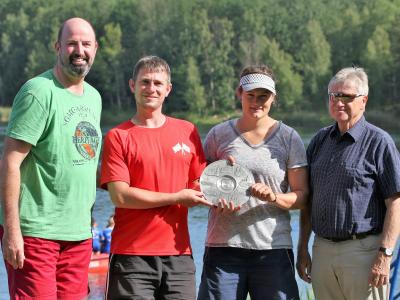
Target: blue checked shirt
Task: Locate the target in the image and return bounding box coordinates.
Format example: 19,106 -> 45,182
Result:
307,116 -> 400,238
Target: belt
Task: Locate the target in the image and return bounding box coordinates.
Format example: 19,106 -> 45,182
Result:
323,231 -> 376,242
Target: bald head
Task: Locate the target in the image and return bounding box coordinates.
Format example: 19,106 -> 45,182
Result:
55,17 -> 98,80
57,18 -> 96,43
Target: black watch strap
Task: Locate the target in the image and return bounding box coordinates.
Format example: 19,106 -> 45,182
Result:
379,247 -> 394,257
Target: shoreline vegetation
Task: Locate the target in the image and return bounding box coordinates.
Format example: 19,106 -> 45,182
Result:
2,0 -> 400,140
1,106 -> 399,136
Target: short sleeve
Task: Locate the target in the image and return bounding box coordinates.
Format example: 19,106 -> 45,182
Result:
188,126 -> 207,182
203,127 -> 218,163
376,136 -> 400,199
287,129 -> 307,169
7,92 -> 48,146
100,130 -> 131,189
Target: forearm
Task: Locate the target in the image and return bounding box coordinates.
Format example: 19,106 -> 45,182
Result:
295,199 -> 313,283
368,196 -> 399,287
109,183 -> 178,209
380,196 -> 400,249
108,180 -> 210,209
297,201 -> 312,252
273,190 -> 308,210
274,166 -> 308,210
1,138 -> 31,269
1,161 -> 22,234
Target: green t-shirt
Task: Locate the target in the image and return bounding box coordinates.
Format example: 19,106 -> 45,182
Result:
2,69 -> 102,241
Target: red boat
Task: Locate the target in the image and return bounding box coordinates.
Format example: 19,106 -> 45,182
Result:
89,253 -> 109,274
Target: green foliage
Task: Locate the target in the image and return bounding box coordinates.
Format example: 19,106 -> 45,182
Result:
0,7 -> 31,105
172,110 -> 240,134
272,109 -> 332,133
362,26 -> 392,107
101,107 -> 133,128
0,106 -> 12,123
296,20 -> 331,107
0,0 -> 399,128
306,286 -> 315,300
261,37 -> 303,110
184,57 -> 207,114
95,23 -> 125,109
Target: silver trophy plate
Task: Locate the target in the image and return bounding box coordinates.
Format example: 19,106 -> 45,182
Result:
200,160 -> 254,206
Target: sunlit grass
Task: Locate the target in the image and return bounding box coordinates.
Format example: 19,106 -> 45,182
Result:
4,104 -> 397,137
0,106 -> 11,123
173,111 -> 240,133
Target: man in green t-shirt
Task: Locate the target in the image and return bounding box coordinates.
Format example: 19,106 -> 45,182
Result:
0,17 -> 101,299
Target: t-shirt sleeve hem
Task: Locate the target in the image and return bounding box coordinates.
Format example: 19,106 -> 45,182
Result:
288,162 -> 308,169
100,178 -> 131,190
6,132 -> 38,146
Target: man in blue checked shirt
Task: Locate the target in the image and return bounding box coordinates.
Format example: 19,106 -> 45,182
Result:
297,67 -> 400,300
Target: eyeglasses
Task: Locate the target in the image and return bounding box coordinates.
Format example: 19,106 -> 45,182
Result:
328,92 -> 365,103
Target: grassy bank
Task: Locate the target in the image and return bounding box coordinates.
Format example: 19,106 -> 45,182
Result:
2,106 -> 399,135
0,107 -> 11,124
100,108 -> 240,133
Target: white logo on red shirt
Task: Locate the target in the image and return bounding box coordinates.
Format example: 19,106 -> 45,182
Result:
172,143 -> 191,155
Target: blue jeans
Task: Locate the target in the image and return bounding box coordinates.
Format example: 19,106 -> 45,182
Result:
197,247 -> 299,300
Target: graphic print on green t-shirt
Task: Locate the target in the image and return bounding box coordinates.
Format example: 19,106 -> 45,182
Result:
74,121 -> 99,160
64,105 -> 101,166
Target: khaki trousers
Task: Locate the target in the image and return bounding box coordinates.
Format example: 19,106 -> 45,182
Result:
311,235 -> 389,300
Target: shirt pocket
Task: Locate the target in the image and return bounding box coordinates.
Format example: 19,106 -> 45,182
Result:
333,163 -> 366,191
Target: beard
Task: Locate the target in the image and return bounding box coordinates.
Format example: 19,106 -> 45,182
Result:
60,53 -> 92,78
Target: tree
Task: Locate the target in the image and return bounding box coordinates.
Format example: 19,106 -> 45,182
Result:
362,26 -> 393,107
95,23 -> 125,109
327,3 -> 364,71
296,20 -> 331,107
388,11 -> 400,107
193,12 -> 235,112
0,0 -> 399,119
261,37 -> 303,110
0,9 -> 31,106
184,57 -> 206,114
235,4 -> 268,67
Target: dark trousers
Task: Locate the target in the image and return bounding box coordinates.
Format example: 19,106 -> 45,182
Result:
106,254 -> 195,300
198,247 -> 299,300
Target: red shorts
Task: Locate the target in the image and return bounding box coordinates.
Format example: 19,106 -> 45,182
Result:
0,226 -> 91,300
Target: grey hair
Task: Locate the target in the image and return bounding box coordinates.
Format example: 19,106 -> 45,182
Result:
328,67 -> 369,95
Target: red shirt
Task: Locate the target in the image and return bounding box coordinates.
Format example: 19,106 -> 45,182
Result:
100,117 -> 206,255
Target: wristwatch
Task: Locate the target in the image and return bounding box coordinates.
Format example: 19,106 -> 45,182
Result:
379,247 -> 394,257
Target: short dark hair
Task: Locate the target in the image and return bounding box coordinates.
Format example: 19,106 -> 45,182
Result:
132,56 -> 171,83
238,64 -> 277,99
240,64 -> 276,81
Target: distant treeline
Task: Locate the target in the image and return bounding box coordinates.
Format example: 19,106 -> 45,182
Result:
1,0 -> 400,115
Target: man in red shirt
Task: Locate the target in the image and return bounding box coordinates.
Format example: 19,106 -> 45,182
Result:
101,55 -> 212,299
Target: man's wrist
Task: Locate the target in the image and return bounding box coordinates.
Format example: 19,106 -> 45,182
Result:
297,245 -> 309,254
378,247 -> 394,257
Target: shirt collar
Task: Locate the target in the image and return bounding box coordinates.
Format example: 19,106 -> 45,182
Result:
329,116 -> 366,142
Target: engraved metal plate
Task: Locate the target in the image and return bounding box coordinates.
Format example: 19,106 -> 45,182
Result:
200,160 -> 254,206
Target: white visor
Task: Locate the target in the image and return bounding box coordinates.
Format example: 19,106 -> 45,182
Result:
239,73 -> 276,94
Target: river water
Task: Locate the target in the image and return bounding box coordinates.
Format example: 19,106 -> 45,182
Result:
0,125 -> 399,299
